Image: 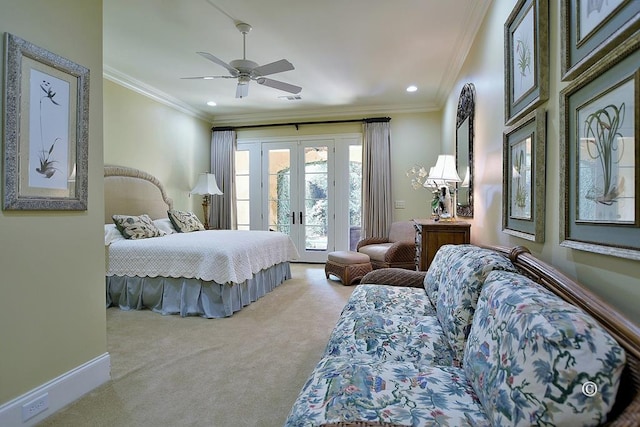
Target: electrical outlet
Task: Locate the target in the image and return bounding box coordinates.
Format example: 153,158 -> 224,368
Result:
22,393 -> 48,422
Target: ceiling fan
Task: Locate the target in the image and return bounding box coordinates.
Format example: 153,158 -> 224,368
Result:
183,22 -> 302,99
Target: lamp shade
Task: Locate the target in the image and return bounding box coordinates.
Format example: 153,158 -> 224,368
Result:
461,166 -> 470,187
427,154 -> 461,183
423,166 -> 445,188
190,173 -> 223,196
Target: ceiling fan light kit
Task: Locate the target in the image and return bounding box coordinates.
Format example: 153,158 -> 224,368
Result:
235,22 -> 252,34
183,21 -> 301,99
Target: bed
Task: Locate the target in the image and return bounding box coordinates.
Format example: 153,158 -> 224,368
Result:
104,165 -> 299,318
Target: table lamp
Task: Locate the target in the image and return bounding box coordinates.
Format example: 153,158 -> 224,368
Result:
190,173 -> 223,229
427,154 -> 461,220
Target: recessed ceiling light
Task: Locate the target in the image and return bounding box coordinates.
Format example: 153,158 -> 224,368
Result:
206,101 -> 217,106
203,77 -> 214,80
406,85 -> 418,93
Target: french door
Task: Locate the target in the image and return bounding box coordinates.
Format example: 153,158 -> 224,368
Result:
236,134 -> 362,263
264,140 -> 333,262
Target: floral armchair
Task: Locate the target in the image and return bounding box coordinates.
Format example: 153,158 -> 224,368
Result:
356,221 -> 416,270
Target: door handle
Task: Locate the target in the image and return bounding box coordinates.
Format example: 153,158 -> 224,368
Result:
292,212 -> 295,225
299,212 -> 303,224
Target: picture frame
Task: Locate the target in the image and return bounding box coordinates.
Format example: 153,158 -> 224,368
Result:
502,108 -> 546,242
560,36 -> 639,260
3,33 -> 89,211
561,0 -> 640,81
504,0 -> 549,125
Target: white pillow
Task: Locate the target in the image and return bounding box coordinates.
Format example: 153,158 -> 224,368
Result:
153,218 -> 177,235
105,224 -> 126,246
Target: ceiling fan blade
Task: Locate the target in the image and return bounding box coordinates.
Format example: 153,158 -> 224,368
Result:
236,83 -> 249,99
256,77 -> 301,94
180,75 -> 234,80
196,52 -> 239,76
253,59 -> 294,77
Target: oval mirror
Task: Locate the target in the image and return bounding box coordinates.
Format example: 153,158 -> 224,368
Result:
456,83 -> 475,218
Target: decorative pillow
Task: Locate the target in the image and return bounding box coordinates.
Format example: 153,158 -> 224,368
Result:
435,245 -> 517,365
464,270 -> 626,426
153,218 -> 176,235
104,224 -> 126,246
423,244 -> 466,305
112,214 -> 166,240
167,210 -> 205,232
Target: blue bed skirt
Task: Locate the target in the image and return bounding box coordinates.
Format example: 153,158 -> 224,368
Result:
106,262 -> 291,318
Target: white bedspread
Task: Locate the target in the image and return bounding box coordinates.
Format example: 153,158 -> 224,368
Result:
106,230 -> 299,284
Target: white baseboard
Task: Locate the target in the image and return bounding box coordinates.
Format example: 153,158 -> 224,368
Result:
0,353 -> 110,427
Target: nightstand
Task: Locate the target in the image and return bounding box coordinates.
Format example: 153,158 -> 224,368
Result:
413,219 -> 471,271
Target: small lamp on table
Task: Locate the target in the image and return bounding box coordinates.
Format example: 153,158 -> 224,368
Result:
190,173 -> 223,230
426,154 -> 461,220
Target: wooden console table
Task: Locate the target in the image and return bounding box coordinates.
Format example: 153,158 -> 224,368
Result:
413,219 -> 471,271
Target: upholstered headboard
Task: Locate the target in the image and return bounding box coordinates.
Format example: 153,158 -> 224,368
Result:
104,165 -> 173,223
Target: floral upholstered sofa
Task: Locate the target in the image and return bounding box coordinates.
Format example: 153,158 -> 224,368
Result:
285,245 -> 640,427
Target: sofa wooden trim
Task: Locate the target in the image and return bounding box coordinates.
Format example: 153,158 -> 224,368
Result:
345,245 -> 640,426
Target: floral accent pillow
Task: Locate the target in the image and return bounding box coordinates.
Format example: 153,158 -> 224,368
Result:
423,244 -> 466,305
465,270 -> 626,426
435,245 -> 517,365
112,214 -> 166,239
167,210 -> 205,232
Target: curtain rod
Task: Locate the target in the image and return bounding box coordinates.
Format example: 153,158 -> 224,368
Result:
212,117 -> 390,132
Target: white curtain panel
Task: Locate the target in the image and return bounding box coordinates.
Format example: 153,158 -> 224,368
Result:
362,120 -> 392,238
210,129 -> 237,230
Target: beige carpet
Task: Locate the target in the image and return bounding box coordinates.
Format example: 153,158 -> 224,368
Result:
39,264 -> 354,427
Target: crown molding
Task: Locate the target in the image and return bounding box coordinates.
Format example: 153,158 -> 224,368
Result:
435,0 -> 493,105
211,103 -> 439,126
103,65 -> 213,122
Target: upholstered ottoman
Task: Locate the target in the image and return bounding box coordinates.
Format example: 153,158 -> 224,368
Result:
325,251 -> 372,286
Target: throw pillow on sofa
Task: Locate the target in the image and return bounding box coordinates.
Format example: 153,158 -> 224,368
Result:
422,243 -> 462,304
435,245 -> 517,365
464,270 -> 626,426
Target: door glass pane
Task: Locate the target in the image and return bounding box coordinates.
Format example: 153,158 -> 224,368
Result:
235,150 -> 250,174
235,150 -> 251,229
236,175 -> 250,199
304,146 -> 328,250
236,200 -> 250,225
349,145 -> 362,250
268,149 -> 291,234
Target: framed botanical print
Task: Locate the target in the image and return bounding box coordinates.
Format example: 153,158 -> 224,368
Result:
561,0 -> 640,81
3,33 -> 89,210
504,0 -> 549,125
503,108 -> 546,242
560,37 -> 639,260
